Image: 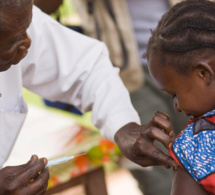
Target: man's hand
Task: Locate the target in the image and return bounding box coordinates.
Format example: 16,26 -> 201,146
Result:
0,155 -> 49,195
114,111 -> 178,168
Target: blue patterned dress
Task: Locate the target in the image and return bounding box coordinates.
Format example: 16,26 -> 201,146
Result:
169,109 -> 215,194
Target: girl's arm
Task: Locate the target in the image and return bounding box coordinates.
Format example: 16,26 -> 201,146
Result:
171,167 -> 208,195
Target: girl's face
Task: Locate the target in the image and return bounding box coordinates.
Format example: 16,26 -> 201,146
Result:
148,54 -> 215,119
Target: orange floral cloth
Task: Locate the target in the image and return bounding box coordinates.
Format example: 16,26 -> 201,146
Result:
48,126 -> 121,189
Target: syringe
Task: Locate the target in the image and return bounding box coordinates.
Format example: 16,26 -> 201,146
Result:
46,153 -> 86,168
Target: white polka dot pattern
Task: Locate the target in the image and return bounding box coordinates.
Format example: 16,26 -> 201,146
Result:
172,109 -> 215,182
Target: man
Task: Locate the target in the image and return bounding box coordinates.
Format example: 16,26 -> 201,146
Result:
0,0 -> 175,194
34,0 -> 188,194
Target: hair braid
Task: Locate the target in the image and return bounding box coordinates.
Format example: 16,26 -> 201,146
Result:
146,0 -> 215,73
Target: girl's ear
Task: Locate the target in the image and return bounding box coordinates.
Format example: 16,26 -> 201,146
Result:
194,62 -> 214,85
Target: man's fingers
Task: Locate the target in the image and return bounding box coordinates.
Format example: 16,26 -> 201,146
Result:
20,169 -> 49,195
154,111 -> 170,120
18,155 -> 39,171
4,155 -> 38,177
0,155 -> 41,192
134,158 -> 159,167
152,112 -> 173,137
135,148 -> 177,167
150,148 -> 177,167
16,158 -> 46,186
146,127 -> 172,149
29,169 -> 49,195
134,137 -> 177,167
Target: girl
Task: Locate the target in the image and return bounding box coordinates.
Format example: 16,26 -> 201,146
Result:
146,0 -> 215,194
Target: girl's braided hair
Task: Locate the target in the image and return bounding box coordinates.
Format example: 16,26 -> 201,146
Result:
146,0 -> 215,74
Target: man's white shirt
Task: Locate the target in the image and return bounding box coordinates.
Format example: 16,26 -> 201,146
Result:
0,6 -> 140,168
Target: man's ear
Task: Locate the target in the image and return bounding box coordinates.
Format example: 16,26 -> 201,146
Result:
194,62 -> 214,85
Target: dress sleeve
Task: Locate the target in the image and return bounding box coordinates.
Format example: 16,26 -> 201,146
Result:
169,119 -> 215,194
20,6 -> 140,141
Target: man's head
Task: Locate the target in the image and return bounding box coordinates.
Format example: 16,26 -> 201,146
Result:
0,0 -> 30,7
0,0 -> 33,72
147,0 -> 215,118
